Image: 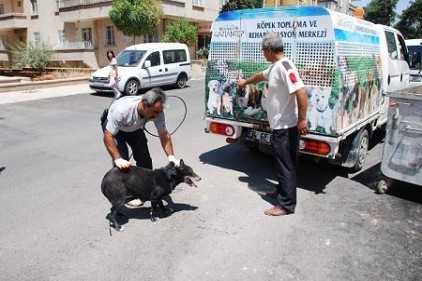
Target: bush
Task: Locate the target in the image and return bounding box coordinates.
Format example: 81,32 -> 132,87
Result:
197,47 -> 209,59
12,41 -> 54,73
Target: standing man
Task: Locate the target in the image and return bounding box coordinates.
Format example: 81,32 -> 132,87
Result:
237,33 -> 308,216
103,88 -> 179,205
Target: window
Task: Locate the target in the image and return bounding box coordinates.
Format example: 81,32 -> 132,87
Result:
33,32 -> 41,44
82,28 -> 92,47
31,0 -> 38,14
385,31 -> 398,59
146,51 -> 161,67
58,30 -> 65,44
0,4 -> 4,15
163,49 -> 187,64
117,50 -> 146,67
192,0 -> 203,7
105,26 -> 115,46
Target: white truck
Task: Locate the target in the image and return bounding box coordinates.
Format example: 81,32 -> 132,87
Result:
204,6 -> 410,171
406,39 -> 422,85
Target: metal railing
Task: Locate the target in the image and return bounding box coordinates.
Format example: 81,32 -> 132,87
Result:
57,0 -> 113,9
0,12 -> 26,18
55,40 -> 93,50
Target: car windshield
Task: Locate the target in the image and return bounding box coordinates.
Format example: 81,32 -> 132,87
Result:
408,45 -> 422,70
116,50 -> 146,67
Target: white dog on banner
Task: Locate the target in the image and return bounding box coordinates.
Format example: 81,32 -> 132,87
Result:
308,86 -> 333,133
207,79 -> 222,115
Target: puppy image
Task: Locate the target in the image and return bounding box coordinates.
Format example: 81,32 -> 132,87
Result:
358,84 -> 368,118
221,79 -> 236,116
222,92 -> 233,116
207,79 -> 222,115
368,79 -> 379,113
101,160 -> 201,231
236,84 -> 262,108
308,86 -> 334,134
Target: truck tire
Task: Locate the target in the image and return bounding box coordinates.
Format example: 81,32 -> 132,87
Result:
350,128 -> 369,172
125,79 -> 140,95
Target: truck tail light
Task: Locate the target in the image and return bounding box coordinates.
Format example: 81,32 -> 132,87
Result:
209,122 -> 235,136
300,139 -> 331,155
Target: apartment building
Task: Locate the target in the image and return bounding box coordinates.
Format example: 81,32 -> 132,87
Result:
0,0 -> 358,69
0,0 -> 227,69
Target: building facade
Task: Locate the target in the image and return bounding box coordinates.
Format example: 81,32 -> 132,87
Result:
0,0 -> 359,69
0,0 -> 227,69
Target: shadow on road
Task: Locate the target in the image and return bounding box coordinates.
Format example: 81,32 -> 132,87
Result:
107,195 -> 198,228
352,163 -> 422,204
199,143 -> 349,196
199,142 -> 422,204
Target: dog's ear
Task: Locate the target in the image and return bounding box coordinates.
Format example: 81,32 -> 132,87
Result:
164,164 -> 177,179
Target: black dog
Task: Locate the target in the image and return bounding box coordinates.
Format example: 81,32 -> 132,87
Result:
101,160 -> 201,231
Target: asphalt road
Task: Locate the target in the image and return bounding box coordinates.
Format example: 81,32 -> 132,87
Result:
0,80 -> 421,281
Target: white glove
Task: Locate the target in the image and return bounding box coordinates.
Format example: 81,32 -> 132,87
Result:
114,158 -> 132,169
168,155 -> 180,166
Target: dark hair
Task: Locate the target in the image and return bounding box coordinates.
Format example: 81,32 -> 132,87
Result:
106,50 -> 115,60
142,88 -> 167,107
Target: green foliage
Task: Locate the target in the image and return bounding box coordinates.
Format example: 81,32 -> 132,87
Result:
197,47 -> 209,58
220,0 -> 263,13
12,41 -> 54,72
109,0 -> 163,37
364,0 -> 398,26
163,18 -> 197,46
394,0 -> 422,39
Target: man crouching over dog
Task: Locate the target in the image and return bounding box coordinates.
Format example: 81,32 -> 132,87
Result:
102,87 -> 179,207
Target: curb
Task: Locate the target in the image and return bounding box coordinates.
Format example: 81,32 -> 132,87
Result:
0,77 -> 90,93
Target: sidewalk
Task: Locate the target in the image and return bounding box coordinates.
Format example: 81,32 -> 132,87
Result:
0,69 -> 205,105
0,79 -> 92,105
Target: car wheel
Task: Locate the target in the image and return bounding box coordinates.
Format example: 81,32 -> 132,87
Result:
125,79 -> 140,95
175,73 -> 187,89
350,128 -> 369,172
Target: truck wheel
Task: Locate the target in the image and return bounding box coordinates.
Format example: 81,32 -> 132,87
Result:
350,128 -> 369,172
125,79 -> 140,95
175,73 -> 187,89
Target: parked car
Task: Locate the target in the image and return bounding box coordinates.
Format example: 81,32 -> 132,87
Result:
89,43 -> 192,95
406,39 -> 422,85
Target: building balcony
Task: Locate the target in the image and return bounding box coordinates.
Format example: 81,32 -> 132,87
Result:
57,0 -> 113,22
55,40 -> 93,50
0,13 -> 27,30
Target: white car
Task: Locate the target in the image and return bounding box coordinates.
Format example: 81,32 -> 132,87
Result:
89,42 -> 192,95
406,39 -> 422,85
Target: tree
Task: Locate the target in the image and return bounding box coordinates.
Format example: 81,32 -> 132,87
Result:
109,0 -> 163,41
394,0 -> 422,39
220,0 -> 263,13
163,18 -> 197,46
364,0 -> 398,26
12,41 -> 54,73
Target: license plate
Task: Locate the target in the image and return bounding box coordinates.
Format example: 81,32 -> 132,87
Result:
91,82 -> 105,87
247,129 -> 272,144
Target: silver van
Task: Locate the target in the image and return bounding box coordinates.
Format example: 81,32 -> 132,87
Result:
89,43 -> 191,95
